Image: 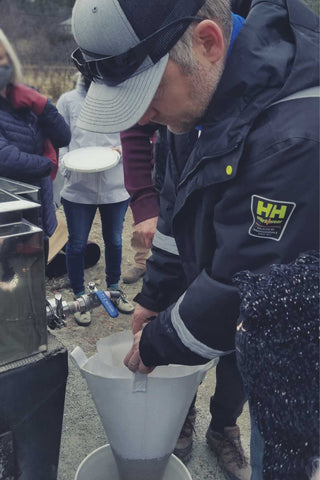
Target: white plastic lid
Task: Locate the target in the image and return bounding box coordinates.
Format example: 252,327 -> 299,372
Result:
63,146 -> 120,173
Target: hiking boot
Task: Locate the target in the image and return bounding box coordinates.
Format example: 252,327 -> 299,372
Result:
109,288 -> 135,314
74,310 -> 91,326
173,407 -> 197,463
206,425 -> 251,480
122,267 -> 146,284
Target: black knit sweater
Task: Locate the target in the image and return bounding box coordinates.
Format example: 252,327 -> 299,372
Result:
234,251 -> 319,480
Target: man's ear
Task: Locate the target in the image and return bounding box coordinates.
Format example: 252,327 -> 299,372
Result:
193,20 -> 225,64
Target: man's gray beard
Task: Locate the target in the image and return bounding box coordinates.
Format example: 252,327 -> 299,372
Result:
167,125 -> 197,134
189,59 -> 222,121
167,60 -> 221,135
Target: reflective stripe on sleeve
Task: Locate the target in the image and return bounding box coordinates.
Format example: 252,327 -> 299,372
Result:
171,294 -> 234,359
152,229 -> 179,256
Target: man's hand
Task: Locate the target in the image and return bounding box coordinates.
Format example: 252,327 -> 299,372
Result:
132,303 -> 158,334
9,83 -> 47,115
124,330 -> 154,374
134,216 -> 158,249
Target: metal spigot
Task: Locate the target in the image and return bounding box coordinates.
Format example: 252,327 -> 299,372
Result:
88,281 -> 97,293
55,293 -> 65,322
46,293 -> 66,330
46,282 -> 121,329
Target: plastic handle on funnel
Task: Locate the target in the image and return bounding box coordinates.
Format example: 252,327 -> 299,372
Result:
70,346 -> 88,369
95,291 -> 119,318
132,371 -> 148,393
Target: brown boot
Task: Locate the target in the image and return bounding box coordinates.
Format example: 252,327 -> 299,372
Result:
173,407 -> 197,463
122,267 -> 146,284
206,425 -> 251,480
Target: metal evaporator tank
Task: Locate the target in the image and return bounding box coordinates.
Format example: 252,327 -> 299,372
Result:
0,177 -> 47,366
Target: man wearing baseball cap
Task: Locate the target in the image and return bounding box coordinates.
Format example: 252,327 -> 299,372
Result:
71,0 -> 319,477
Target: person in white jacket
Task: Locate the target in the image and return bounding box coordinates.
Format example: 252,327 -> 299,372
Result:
56,74 -> 134,325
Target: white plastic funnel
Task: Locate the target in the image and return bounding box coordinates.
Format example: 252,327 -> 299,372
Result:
71,330 -> 216,480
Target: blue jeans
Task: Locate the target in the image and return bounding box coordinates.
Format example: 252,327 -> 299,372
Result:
250,408 -> 264,480
62,198 -> 129,295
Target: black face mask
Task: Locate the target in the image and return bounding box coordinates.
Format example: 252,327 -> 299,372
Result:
0,64 -> 13,90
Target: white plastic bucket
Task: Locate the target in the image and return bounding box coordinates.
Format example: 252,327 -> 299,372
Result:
75,444 -> 192,480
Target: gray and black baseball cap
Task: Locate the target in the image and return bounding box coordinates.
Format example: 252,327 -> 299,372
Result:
71,0 -> 205,133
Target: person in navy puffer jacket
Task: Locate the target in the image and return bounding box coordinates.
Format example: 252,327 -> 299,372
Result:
0,29 -> 71,261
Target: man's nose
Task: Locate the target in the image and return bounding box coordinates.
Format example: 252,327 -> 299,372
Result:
138,106 -> 156,125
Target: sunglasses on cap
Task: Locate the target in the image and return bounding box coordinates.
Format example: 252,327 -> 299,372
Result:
71,16 -> 203,86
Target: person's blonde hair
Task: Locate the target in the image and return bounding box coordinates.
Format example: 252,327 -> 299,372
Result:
169,0 -> 232,74
0,29 -> 23,83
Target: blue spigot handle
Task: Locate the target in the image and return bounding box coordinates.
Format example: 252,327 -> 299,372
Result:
94,290 -> 119,318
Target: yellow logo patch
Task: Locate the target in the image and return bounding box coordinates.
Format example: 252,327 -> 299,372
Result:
249,195 -> 296,241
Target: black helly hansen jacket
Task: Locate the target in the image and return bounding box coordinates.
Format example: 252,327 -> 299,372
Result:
135,0 -> 319,366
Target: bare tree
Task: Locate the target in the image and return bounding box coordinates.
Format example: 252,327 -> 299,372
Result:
0,0 -> 76,66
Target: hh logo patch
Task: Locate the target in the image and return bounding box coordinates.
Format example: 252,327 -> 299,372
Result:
249,195 -> 296,241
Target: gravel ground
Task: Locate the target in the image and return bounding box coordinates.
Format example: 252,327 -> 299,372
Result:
46,208 -> 251,480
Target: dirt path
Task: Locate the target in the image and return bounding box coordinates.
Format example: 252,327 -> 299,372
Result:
46,207 -> 250,480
